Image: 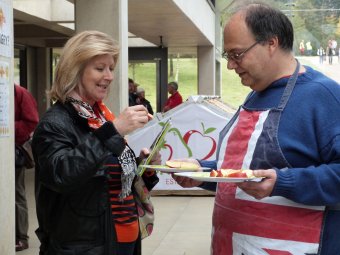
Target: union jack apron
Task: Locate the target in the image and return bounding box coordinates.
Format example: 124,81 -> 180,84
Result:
212,61 -> 324,255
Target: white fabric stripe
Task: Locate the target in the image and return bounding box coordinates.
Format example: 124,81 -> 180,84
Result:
217,111 -> 241,169
232,233 -> 319,255
241,110 -> 270,170
235,187 -> 325,210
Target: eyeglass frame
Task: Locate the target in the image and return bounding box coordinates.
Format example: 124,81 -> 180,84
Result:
222,41 -> 260,62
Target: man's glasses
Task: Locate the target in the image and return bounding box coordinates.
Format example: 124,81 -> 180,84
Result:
222,41 -> 259,62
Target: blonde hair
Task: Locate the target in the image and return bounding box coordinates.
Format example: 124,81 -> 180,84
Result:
49,30 -> 119,103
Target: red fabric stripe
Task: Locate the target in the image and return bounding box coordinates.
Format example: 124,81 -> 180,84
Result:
216,200 -> 322,241
221,110 -> 261,169
106,164 -> 120,167
213,186 -> 322,254
264,249 -> 293,255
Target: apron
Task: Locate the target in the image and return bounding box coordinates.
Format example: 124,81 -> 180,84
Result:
212,61 -> 324,255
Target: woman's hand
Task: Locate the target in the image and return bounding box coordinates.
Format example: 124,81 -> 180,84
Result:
139,148 -> 161,176
139,148 -> 161,166
237,169 -> 277,200
113,105 -> 149,136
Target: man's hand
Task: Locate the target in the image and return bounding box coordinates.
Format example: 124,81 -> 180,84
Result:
171,158 -> 203,187
237,169 -> 277,200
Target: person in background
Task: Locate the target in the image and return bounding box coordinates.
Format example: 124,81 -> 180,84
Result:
317,45 -> 325,64
327,39 -> 333,65
128,78 -> 138,106
136,87 -> 154,115
32,31 -> 160,255
299,39 -> 305,55
305,41 -> 312,56
163,81 -> 183,112
15,83 -> 39,251
173,3 -> 340,254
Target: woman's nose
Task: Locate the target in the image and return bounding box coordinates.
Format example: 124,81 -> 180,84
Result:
104,69 -> 114,80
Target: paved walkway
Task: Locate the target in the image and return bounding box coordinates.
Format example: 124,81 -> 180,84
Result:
297,56 -> 340,83
17,169 -> 214,255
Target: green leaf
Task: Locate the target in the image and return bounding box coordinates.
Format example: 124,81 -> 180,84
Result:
204,127 -> 216,134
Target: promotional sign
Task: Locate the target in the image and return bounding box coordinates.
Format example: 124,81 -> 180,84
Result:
128,96 -> 235,190
0,1 -> 11,137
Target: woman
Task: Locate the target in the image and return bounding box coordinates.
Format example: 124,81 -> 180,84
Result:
32,31 -> 160,255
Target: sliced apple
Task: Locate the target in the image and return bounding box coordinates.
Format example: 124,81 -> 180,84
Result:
227,171 -> 248,178
215,169 -> 255,178
210,170 -> 218,177
243,169 -> 255,178
217,169 -> 240,177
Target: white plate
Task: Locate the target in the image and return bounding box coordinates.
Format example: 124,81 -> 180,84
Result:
174,172 -> 264,183
139,165 -> 210,173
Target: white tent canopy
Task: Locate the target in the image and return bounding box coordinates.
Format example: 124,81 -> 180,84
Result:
128,96 -> 235,191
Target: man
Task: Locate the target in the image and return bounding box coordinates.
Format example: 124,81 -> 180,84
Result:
299,39 -> 305,55
136,87 -> 154,115
174,3 -> 340,254
163,81 -> 183,112
128,78 -> 138,106
15,84 -> 39,251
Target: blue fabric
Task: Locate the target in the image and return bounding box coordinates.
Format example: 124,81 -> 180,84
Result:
199,66 -> 340,253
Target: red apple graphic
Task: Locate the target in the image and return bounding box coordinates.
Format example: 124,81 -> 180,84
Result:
163,143 -> 173,160
183,123 -> 217,160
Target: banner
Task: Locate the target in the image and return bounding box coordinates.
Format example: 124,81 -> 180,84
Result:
128,97 -> 235,190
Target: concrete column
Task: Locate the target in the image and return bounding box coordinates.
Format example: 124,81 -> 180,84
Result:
198,46 -> 215,95
215,10 -> 223,97
26,47 -> 51,116
215,60 -> 221,96
75,0 -> 128,116
0,0 -> 15,254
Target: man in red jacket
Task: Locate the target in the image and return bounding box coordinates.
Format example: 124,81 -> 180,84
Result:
163,81 -> 183,112
14,84 -> 39,251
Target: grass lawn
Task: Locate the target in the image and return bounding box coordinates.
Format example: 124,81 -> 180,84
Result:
128,58 -> 250,111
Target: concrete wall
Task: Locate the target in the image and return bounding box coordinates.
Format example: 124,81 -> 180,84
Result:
174,0 -> 215,45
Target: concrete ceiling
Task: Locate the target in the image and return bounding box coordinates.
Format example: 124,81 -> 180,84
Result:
128,0 -> 213,48
14,0 -> 216,52
14,8 -> 74,48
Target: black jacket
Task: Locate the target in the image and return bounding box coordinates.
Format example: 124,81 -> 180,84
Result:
32,101 -> 136,255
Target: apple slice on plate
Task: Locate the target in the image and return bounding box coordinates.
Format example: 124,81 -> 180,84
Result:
210,169 -> 254,178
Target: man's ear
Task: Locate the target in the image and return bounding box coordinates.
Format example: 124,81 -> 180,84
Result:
267,36 -> 279,54
268,36 -> 279,46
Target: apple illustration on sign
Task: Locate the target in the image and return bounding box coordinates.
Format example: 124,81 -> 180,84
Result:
160,127 -> 193,160
183,122 -> 217,160
160,140 -> 173,160
158,121 -> 192,161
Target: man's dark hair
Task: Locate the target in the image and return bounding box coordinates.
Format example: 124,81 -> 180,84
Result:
240,3 -> 294,51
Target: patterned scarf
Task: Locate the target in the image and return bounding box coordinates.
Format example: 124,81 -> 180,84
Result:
66,96 -> 137,200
